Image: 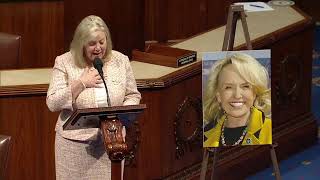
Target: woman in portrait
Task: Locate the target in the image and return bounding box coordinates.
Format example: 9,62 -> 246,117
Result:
46,15 -> 141,179
203,53 -> 271,147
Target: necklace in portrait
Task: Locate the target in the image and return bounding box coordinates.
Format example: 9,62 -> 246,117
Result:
220,117 -> 248,146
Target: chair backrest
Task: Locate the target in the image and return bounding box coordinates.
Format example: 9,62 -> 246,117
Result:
0,32 -> 21,70
0,135 -> 11,180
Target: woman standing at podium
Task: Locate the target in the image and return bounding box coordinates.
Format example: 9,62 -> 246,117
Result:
203,53 -> 271,147
46,15 -> 141,179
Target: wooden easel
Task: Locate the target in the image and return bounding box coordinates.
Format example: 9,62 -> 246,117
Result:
200,5 -> 281,180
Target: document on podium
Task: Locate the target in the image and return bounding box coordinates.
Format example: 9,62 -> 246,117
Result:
234,2 -> 274,12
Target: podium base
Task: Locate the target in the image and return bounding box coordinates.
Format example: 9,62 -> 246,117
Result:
112,161 -> 122,180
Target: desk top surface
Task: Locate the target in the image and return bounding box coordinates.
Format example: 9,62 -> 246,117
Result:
0,60 -> 200,86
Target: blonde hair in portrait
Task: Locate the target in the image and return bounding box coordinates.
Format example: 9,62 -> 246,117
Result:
203,53 -> 271,126
70,15 -> 113,68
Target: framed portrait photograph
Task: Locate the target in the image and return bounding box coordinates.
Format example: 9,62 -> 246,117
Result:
202,50 -> 272,147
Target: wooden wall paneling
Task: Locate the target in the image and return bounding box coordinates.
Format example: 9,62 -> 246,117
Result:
0,94 -> 59,180
144,0 -> 158,42
145,0 -> 210,42
63,0 -> 110,51
206,0 -> 228,30
0,1 -> 64,68
108,0 -> 145,57
64,0 -> 144,58
167,0 -> 207,40
144,0 -> 168,42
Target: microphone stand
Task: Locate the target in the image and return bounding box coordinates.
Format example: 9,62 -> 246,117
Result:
98,71 -> 127,180
99,72 -> 111,107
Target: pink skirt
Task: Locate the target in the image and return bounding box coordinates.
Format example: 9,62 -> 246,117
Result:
55,132 -> 111,180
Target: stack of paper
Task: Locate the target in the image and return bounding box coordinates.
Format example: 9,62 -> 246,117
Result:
234,2 -> 274,12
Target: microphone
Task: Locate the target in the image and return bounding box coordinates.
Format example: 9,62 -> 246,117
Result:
93,57 -> 111,106
93,57 -> 104,76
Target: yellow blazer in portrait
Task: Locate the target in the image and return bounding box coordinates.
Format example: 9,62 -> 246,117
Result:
203,107 -> 272,147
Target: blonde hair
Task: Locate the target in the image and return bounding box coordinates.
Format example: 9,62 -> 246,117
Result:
70,15 -> 113,68
203,53 -> 271,125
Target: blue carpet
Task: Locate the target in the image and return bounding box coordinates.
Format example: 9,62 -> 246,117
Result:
248,23 -> 320,180
247,140 -> 320,180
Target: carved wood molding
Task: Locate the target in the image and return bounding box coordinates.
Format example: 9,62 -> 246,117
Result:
101,119 -> 128,161
100,117 -> 142,164
275,54 -> 303,106
0,84 -> 48,96
124,120 -> 141,166
174,96 -> 203,159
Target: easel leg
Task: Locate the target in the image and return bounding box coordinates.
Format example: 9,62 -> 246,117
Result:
200,148 -> 219,180
222,7 -> 235,51
270,144 -> 281,180
222,5 -> 253,51
200,149 -> 210,180
240,11 -> 252,50
210,148 -> 218,180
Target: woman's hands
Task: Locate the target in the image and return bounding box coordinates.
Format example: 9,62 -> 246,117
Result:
71,67 -> 104,104
79,67 -> 103,88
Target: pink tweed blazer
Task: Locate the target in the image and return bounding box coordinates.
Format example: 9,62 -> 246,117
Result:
47,50 -> 141,141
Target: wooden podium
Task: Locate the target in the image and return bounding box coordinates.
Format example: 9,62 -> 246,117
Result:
63,104 -> 146,180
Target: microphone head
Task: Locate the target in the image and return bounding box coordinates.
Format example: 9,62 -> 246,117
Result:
93,57 -> 103,69
93,57 -> 104,75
